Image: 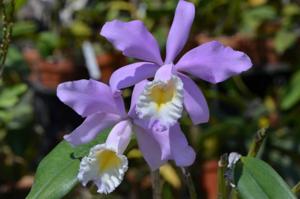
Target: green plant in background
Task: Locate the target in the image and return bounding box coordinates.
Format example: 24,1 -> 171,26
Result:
217,129 -> 298,199
0,0 -> 15,75
0,0 -> 300,199
24,1 -> 300,199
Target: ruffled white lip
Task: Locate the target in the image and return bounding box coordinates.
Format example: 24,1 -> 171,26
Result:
78,144 -> 128,194
136,75 -> 184,127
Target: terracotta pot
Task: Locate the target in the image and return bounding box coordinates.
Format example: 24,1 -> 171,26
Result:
195,33 -> 281,68
97,52 -> 127,83
200,160 -> 218,199
23,49 -> 83,91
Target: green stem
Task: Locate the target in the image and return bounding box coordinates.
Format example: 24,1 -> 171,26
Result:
233,76 -> 253,97
232,189 -> 240,199
292,181 -> 300,194
247,128 -> 268,157
0,0 -> 15,76
151,169 -> 161,199
181,167 -> 197,199
218,154 -> 228,199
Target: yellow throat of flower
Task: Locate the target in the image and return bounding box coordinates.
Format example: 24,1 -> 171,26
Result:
149,80 -> 176,109
96,150 -> 122,173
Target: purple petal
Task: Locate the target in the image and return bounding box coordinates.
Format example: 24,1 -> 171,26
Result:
154,63 -> 174,82
57,79 -> 119,117
128,80 -> 148,117
100,20 -> 163,65
64,113 -> 120,146
109,62 -> 159,92
179,73 -> 209,124
112,91 -> 127,118
170,124 -> 196,166
176,41 -> 253,83
150,122 -> 171,161
165,0 -> 195,64
134,119 -> 171,162
134,124 -> 166,170
105,120 -> 132,154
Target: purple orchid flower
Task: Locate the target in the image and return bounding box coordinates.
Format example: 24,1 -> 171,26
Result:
100,0 -> 252,126
57,79 -> 195,171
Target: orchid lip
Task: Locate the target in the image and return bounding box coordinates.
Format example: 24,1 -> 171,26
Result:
136,75 -> 184,127
77,144 -> 128,194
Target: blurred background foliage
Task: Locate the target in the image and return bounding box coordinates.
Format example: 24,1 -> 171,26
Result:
1,0 -> 300,198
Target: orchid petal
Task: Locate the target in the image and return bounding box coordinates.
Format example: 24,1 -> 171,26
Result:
165,0 -> 195,64
176,41 -> 253,83
105,120 -> 133,154
134,125 -> 166,170
170,124 -> 196,166
128,80 -> 148,117
109,62 -> 159,92
179,73 -> 209,124
64,113 -> 120,146
134,119 -> 170,163
57,79 -> 119,117
154,63 -> 174,82
112,92 -> 127,118
136,76 -> 184,127
150,123 -> 171,161
100,20 -> 163,65
78,144 -> 128,194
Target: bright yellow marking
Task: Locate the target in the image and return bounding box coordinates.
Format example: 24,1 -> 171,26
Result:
149,80 -> 175,109
96,150 -> 121,172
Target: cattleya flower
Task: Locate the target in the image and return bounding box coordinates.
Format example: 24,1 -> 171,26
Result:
100,0 -> 252,127
57,79 -> 195,193
77,142 -> 128,194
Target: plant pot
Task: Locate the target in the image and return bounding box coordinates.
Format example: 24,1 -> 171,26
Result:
97,52 -> 127,83
195,33 -> 281,68
23,48 -> 87,92
200,160 -> 218,199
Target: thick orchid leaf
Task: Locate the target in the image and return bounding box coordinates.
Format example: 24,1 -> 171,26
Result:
26,130 -> 109,199
234,157 -> 296,199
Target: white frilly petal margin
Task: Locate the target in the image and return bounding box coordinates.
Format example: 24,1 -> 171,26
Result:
78,144 -> 128,194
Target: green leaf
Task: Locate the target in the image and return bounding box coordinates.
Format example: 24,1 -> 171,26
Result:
0,84 -> 27,108
12,21 -> 37,37
274,30 -> 298,53
70,21 -> 92,38
283,4 -> 300,17
26,130 -> 110,199
15,0 -> 28,11
234,157 -> 296,199
5,47 -> 23,67
241,6 -> 276,33
37,32 -> 61,58
281,71 -> 300,110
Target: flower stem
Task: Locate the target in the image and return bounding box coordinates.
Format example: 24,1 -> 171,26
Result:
151,169 -> 161,199
181,167 -> 197,199
292,181 -> 300,194
232,189 -> 240,199
218,154 -> 228,199
247,128 -> 268,157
